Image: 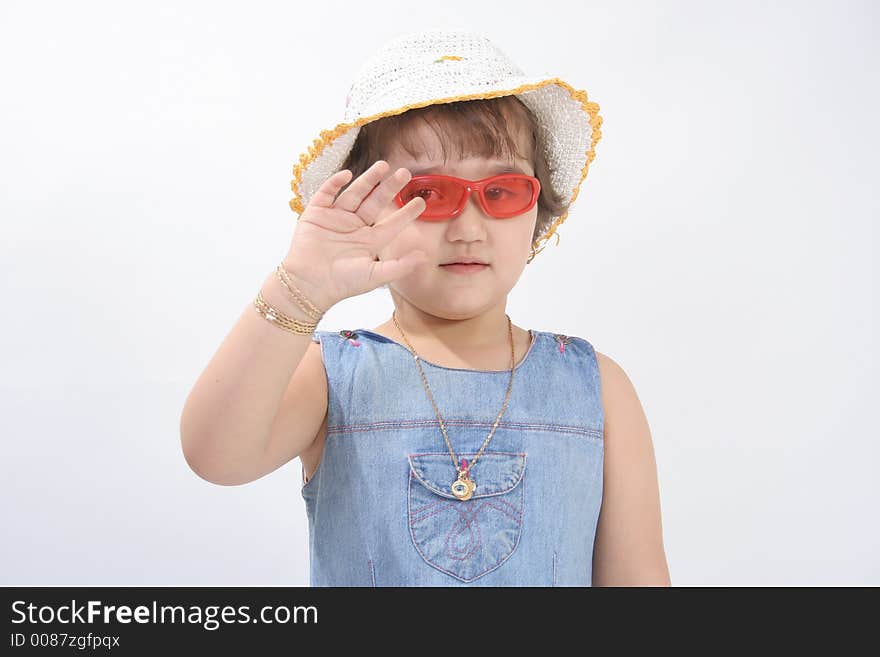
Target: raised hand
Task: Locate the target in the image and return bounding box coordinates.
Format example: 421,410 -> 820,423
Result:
282,160 -> 428,311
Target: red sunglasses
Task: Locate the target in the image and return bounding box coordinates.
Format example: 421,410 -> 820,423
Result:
393,173 -> 541,220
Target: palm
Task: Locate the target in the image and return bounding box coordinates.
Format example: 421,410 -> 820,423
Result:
293,212 -> 388,298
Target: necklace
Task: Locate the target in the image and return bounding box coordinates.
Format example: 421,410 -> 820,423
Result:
392,310 -> 518,501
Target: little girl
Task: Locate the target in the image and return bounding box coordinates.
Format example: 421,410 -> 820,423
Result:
181,29 -> 670,586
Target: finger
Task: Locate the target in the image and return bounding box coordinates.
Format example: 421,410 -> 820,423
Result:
355,166 -> 413,222
333,160 -> 391,213
370,196 -> 426,246
310,169 -> 353,209
370,249 -> 430,287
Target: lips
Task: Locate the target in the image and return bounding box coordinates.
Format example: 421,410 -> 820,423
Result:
440,263 -> 489,274
440,256 -> 489,265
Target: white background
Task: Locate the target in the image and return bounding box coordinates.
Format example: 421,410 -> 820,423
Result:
1,0 -> 876,586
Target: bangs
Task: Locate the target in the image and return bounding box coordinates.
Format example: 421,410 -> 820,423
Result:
360,96 -> 537,168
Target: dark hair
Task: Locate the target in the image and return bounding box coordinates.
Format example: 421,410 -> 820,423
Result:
336,95 -> 569,247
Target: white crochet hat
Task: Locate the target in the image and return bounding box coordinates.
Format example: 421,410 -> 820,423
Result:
288,28 -> 603,262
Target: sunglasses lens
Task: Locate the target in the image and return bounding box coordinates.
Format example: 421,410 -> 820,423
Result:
483,176 -> 537,216
398,176 -> 537,219
399,177 -> 463,219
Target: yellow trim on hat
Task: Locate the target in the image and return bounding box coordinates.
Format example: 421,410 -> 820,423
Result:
289,77 -> 603,259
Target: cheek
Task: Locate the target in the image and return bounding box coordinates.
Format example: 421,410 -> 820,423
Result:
494,215 -> 536,252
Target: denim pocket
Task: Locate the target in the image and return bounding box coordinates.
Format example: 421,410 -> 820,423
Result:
407,450 -> 526,583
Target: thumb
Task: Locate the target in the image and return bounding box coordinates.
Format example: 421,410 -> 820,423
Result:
372,250 -> 429,287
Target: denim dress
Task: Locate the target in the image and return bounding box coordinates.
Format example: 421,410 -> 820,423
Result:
302,327 -> 605,586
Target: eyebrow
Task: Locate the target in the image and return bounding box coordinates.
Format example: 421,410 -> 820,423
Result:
408,163 -> 530,176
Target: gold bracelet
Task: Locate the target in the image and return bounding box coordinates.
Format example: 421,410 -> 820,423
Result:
253,290 -> 319,335
275,264 -> 325,321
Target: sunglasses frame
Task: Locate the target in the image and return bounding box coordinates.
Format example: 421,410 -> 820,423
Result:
393,173 -> 541,220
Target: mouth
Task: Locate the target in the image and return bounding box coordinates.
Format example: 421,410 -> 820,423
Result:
439,263 -> 490,274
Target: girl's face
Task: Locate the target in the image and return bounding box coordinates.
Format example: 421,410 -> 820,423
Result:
375,125 -> 538,320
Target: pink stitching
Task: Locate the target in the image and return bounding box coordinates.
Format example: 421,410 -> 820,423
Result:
330,419 -> 602,439
339,329 -> 360,346
409,498 -> 450,521
409,450 -> 524,457
443,501 -> 486,562
554,333 -> 572,354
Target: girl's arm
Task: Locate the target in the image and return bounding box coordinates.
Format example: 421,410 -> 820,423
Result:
179,270 -> 331,486
591,352 -> 672,586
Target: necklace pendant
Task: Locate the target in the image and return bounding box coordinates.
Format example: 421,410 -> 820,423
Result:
451,470 -> 476,501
